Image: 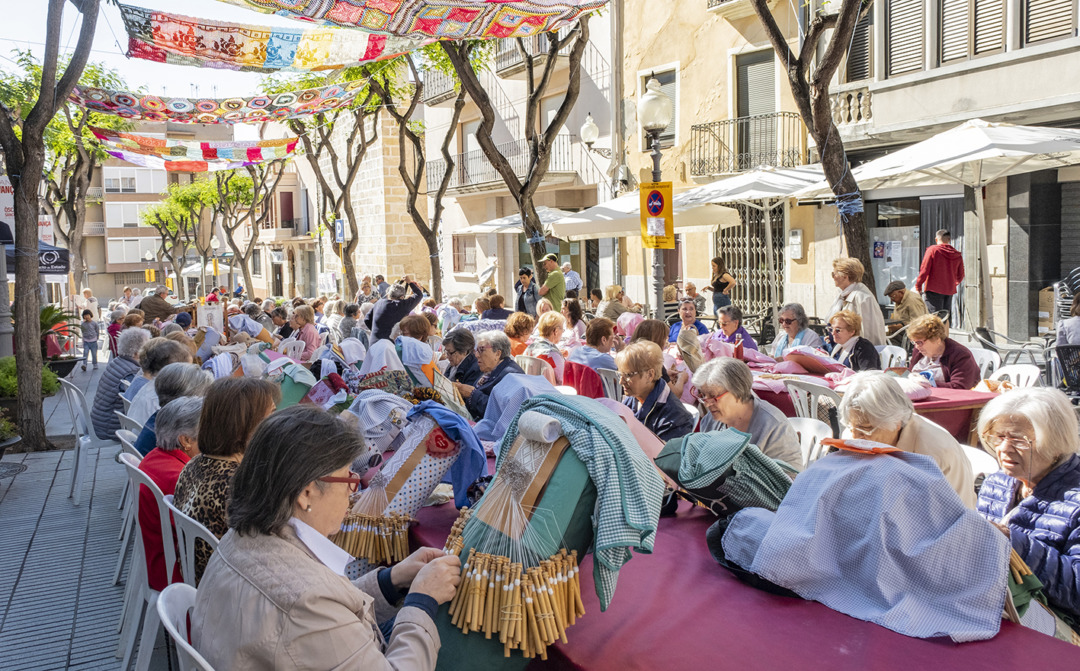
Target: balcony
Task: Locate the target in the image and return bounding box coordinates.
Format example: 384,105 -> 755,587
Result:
494,28 -> 572,80
832,86 -> 873,128
425,135 -> 576,194
84,221 -> 105,236
689,112 -> 806,177
706,0 -> 757,20
422,70 -> 457,105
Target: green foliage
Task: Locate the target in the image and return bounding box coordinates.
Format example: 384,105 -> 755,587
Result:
0,357 -> 59,398
0,408 -> 17,441
39,304 -> 77,338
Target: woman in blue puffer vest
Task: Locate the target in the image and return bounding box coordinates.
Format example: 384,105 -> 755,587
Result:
976,388 -> 1080,628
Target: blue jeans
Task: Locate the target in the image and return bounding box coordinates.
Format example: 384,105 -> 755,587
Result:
712,292 -> 731,317
82,341 -> 98,366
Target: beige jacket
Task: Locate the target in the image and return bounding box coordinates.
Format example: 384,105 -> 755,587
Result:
191,525 -> 439,671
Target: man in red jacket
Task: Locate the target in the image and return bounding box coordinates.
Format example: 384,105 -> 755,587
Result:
915,229 -> 965,313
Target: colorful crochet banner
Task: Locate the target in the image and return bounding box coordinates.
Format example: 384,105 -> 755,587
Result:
118,2 -> 427,74
102,148 -> 263,172
211,0 -> 606,39
90,126 -> 299,164
69,80 -> 367,124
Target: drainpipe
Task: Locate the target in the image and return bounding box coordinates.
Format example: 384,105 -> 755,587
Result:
609,0 -> 626,284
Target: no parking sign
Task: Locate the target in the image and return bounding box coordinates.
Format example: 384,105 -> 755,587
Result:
639,181 -> 674,249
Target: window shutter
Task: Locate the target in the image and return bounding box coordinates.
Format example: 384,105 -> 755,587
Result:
652,70 -> 678,145
736,51 -> 776,118
887,0 -> 925,76
846,13 -> 873,81
940,0 -> 969,63
1024,0 -> 1076,44
974,0 -> 1006,53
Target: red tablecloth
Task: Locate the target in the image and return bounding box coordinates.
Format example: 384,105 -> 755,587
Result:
411,500 -> 1080,671
756,383 -> 998,444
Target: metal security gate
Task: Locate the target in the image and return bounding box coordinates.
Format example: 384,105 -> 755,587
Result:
715,203 -> 785,317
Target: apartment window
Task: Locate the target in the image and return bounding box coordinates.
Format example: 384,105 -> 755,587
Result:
113,272 -> 145,286
640,69 -> 677,149
104,167 -> 138,193
735,51 -> 776,171
846,13 -> 874,81
940,0 -> 1006,63
106,202 -> 154,228
252,249 -> 263,276
107,237 -> 160,264
1023,0 -> 1077,44
452,235 -> 477,273
886,0 -> 925,76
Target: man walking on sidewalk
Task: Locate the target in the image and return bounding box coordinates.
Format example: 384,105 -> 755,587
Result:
915,229 -> 965,313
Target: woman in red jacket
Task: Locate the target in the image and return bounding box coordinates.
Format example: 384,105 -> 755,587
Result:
907,314 -> 981,389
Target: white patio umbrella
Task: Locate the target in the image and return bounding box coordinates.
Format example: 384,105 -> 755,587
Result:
456,206 -> 575,235
547,190 -> 741,241
672,165 -> 826,330
181,261 -> 234,276
795,119 -> 1080,329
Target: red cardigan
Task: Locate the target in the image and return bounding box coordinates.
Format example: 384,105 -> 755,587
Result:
908,337 -> 981,390
138,448 -> 189,591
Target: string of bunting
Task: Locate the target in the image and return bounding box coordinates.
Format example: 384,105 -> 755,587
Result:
90,126 -> 298,161
69,79 -> 369,124
118,2 -> 429,74
210,0 -> 606,40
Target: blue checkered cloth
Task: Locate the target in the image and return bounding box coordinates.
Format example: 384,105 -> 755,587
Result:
722,450 -> 1010,642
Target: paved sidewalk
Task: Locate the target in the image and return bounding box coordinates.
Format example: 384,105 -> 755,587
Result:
0,357 -> 170,670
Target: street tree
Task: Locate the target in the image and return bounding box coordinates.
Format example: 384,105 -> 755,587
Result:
214,162 -> 286,297
142,181 -> 214,301
441,15 -> 591,280
0,0 -> 99,451
749,0 -> 876,293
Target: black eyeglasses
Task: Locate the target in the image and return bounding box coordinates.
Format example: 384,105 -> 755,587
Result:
778,318 -> 797,325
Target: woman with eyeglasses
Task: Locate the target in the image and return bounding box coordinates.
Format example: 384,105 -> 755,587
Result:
692,358 -> 803,469
191,405 -> 461,670
769,303 -> 823,358
976,388 -> 1080,625
454,331 -> 525,421
837,371 -> 974,506
713,305 -> 758,350
617,341 -> 694,442
441,328 -> 481,386
827,310 -> 881,372
906,313 -> 980,389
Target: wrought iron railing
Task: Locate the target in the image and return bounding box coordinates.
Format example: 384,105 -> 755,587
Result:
422,70 -> 457,105
425,135 -> 575,192
494,27 -> 573,74
689,111 -> 806,176
85,186 -> 103,200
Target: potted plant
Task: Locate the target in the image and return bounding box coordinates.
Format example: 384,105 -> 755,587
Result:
0,356 -> 60,424
0,408 -> 19,459
39,305 -> 80,377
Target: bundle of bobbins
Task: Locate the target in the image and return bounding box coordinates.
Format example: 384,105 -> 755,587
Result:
332,511 -> 412,565
447,547 -> 584,659
443,507 -> 472,557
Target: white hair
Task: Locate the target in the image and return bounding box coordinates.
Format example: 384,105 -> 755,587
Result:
837,371 -> 913,431
155,397 -> 203,451
977,388 -> 1080,463
562,262 -> 572,271
117,327 -> 151,359
448,297 -> 464,309
476,330 -> 512,359
691,357 -> 753,403
388,284 -> 407,300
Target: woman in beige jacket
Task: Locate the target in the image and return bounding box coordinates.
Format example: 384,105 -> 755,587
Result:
190,405 -> 461,670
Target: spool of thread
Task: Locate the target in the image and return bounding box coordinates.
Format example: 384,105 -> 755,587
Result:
517,410 -> 563,444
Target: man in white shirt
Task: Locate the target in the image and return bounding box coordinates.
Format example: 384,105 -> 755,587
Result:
562,262 -> 583,294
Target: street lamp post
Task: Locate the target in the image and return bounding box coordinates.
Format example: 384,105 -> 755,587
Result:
637,77 -> 673,321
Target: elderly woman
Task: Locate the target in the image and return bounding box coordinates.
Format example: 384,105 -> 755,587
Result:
977,388 -> 1080,623
568,317 -> 618,371
455,331 -> 526,421
504,312 -> 535,357
535,297 -> 554,319
355,276 -> 379,305
174,377 -> 280,583
907,313 -> 980,389
769,303 -> 824,358
133,363 -> 213,455
693,358 -> 803,469
338,303 -> 360,341
290,304 -> 320,362
127,338 -> 195,425
828,257 -> 886,346
598,285 -> 641,322
668,298 -> 709,343
1056,294 -> 1080,346
618,341 -> 694,441
91,327 -> 150,440
481,295 -> 514,321
515,267 -> 540,316
839,371 -> 975,506
138,397 -> 204,592
367,280 -> 424,342
525,311 -> 567,383
828,310 -> 881,372
442,329 -> 481,386
325,299 -> 345,337
438,297 -> 465,333
715,305 -> 758,350
191,405 -> 461,670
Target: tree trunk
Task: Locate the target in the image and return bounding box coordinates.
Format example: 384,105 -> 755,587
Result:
341,199 -> 361,297
13,146 -> 48,450
424,233 -> 442,301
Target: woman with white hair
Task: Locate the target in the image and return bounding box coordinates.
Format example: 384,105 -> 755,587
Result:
133,362 -> 214,455
769,303 -> 823,358
692,357 -> 802,469
977,388 -> 1080,623
454,331 -> 525,421
837,371 -> 974,506
90,327 -> 151,440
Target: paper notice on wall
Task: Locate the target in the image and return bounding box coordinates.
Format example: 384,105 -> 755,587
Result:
886,241 -> 902,267
197,303 -> 224,333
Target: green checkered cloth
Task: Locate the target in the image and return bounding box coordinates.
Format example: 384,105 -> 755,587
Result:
497,395 -> 665,611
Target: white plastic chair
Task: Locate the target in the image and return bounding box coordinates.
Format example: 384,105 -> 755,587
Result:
59,378 -> 116,505
596,368 -> 623,402
118,453 -> 177,671
120,390 -> 133,413
157,584 -> 217,671
783,379 -> 842,425
164,494 -> 220,589
515,355 -> 557,384
961,444 -> 1001,480
878,345 -> 908,369
120,378 -> 131,391
116,409 -> 144,435
555,385 -> 578,395
788,417 -> 832,467
970,347 -> 1001,380
280,338 -> 305,362
682,402 -> 700,423
113,430 -> 141,586
990,364 -> 1042,388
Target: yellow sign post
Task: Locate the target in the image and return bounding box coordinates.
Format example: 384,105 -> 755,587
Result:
639,181 -> 674,249
212,257 -> 219,278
